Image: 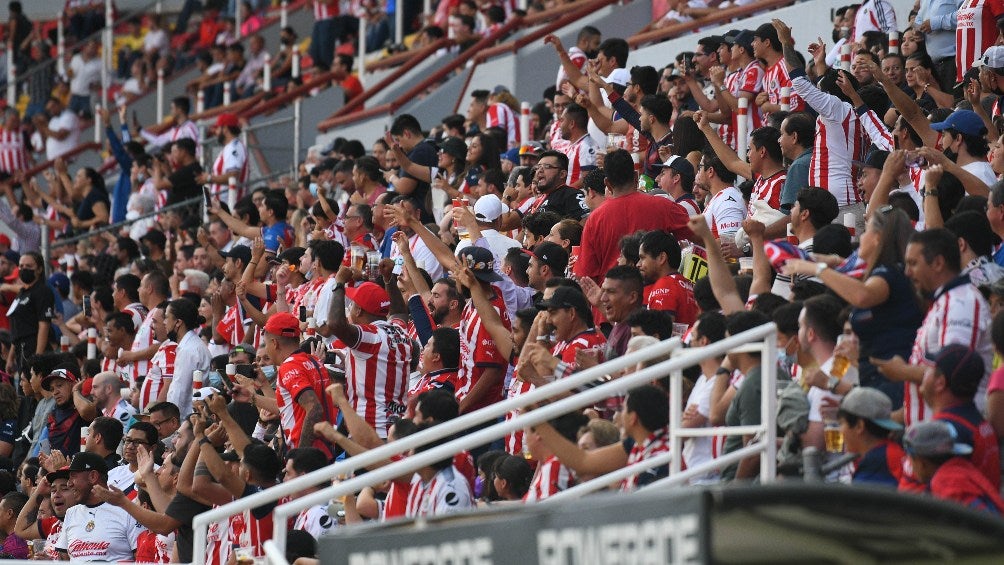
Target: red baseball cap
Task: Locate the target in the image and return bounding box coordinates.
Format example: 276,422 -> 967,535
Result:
263,312 -> 301,339
215,113 -> 239,128
0,234 -> 10,248
345,282 -> 390,317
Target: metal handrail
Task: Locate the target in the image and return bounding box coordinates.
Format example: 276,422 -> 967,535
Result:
192,335 -> 685,563
264,323 -> 777,557
47,195 -> 201,249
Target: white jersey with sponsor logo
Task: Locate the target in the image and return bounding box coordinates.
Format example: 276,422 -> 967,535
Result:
404,465 -> 474,518
293,505 -> 337,539
344,318 -> 412,439
103,398 -> 137,427
57,502 -> 142,561
703,186 -> 747,239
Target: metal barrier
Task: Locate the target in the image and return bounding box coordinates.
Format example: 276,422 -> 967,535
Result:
193,322 -> 778,561
192,335 -> 685,563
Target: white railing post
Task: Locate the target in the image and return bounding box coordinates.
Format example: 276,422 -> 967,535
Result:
6,44 -> 15,107
280,0 -> 289,28
519,101 -> 530,148
759,328 -> 778,482
102,0 -> 112,110
292,46 -> 300,79
227,176 -> 237,211
156,0 -> 162,13
840,43 -> 852,72
223,82 -> 232,107
235,2 -> 243,41
669,367 -> 684,476
737,97 -> 749,170
156,68 -> 165,122
779,86 -> 791,112
358,16 -> 367,76
423,0 -> 431,22
40,223 -> 49,273
293,96 -> 301,174
57,11 -> 66,76
196,89 -> 205,115
87,328 -> 97,359
94,104 -> 102,144
888,31 -> 899,55
394,0 -> 403,46
263,53 -> 271,92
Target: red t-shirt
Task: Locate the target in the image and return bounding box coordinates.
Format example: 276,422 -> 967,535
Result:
457,286 -> 510,412
276,350 -> 337,456
646,273 -> 698,325
574,192 -> 695,280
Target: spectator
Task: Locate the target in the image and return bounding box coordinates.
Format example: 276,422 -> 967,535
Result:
6,252 -> 53,373
720,309 -> 772,481
838,387 -> 905,487
66,40 -> 102,118
163,299 -> 211,419
35,97 -> 81,162
523,411 -> 588,501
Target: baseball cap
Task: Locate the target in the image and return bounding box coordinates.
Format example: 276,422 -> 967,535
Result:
904,420 -> 973,457
711,29 -> 742,45
473,194 -> 508,222
0,234 -> 10,248
67,451 -> 109,475
652,154 -> 695,179
753,22 -> 779,44
605,68 -> 630,87
45,465 -> 70,483
537,285 -> 591,315
956,66 -> 982,90
974,45 -> 1004,74
345,282 -> 391,316
219,245 -> 253,266
930,110 -> 987,136
41,367 -> 80,391
2,249 -> 19,264
269,246 -> 306,266
501,147 -> 520,165
732,30 -> 755,53
139,229 -> 167,249
263,312 -> 301,338
220,450 -> 241,462
48,272 -> 70,297
437,137 -> 468,161
215,113 -> 240,128
839,387 -> 902,431
457,246 -> 503,283
519,141 -> 545,156
492,84 -> 510,96
526,241 -> 569,275
927,344 -> 985,394
855,149 -> 889,170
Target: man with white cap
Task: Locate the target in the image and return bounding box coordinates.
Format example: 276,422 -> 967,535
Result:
838,387 -> 905,487
454,194 -> 521,264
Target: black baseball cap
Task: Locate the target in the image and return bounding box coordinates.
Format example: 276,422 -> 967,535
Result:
537,286 -> 593,323
526,241 -> 569,275
67,452 -> 109,475
219,245 -> 252,265
457,246 -> 503,283
269,246 -> 305,265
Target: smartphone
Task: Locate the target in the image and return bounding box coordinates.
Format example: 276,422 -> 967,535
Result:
905,153 -> 927,168
235,364 -> 254,380
299,306 -> 307,323
203,186 -> 212,207
83,295 -> 92,317
324,351 -> 340,366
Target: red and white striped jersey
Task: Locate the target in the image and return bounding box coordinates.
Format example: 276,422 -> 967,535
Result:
858,107 -> 895,151
504,363 -> 532,455
552,329 -> 606,364
524,455 -> 574,502
313,0 -> 339,19
906,277 -> 993,427
749,170 -> 785,215
457,286 -> 511,412
0,128 -> 29,173
225,495 -> 273,562
556,46 -> 588,89
719,70 -> 741,150
128,308 -> 157,388
276,350 -> 336,455
215,302 -> 247,347
731,60 -> 765,142
763,59 -> 803,113
620,427 -> 672,491
703,186 -> 747,239
404,465 -> 473,517
485,103 -> 520,149
791,74 -> 867,207
563,134 -> 599,186
141,340 -> 176,410
210,138 -> 249,197
956,0 -> 1004,81
123,303 -> 148,335
852,0 -> 897,42
141,120 -> 201,158
548,119 -> 570,153
101,356 -> 137,391
344,318 -> 411,438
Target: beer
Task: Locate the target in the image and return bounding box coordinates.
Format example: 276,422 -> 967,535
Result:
351,246 -> 366,272
824,425 -> 844,453
830,355 -> 850,378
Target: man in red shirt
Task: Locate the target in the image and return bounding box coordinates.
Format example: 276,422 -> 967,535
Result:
574,149 -> 694,281
522,286 -> 607,384
637,230 -> 697,326
333,53 -> 363,103
263,312 -> 334,457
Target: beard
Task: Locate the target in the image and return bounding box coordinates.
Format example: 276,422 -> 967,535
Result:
431,304 -> 451,326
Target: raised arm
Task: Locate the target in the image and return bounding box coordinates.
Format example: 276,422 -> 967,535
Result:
694,111 -> 752,179
687,215 -> 745,314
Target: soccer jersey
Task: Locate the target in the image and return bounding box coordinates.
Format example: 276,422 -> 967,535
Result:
620,427 -> 672,491
703,186 -> 747,239
38,516 -> 63,560
524,455 -> 573,502
344,318 -> 412,438
210,137 -> 249,197
485,103 -> 520,148
732,60 -> 765,141
749,170 -> 785,215
404,466 -> 474,518
135,530 -> 172,563
906,275 -> 993,426
556,45 -> 588,89
107,464 -> 138,501
225,484 -> 276,561
719,70 -> 741,150
141,340 -> 176,410
103,398 -> 137,427
646,273 -> 698,325
852,0 -> 897,41
57,502 -> 142,561
563,134 -> 599,186
215,302 -> 247,347
456,286 -> 511,412
763,59 -> 803,113
0,128 -> 30,174
293,505 -> 337,539
957,0 -> 1004,81
552,329 -> 607,365
128,308 -> 157,388
276,350 -> 337,455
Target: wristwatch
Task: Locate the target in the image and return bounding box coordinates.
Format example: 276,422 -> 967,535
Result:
333,282 -> 346,292
826,375 -> 840,392
815,262 -> 828,276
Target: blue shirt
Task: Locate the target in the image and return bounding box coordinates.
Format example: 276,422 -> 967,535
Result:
780,148 -> 812,214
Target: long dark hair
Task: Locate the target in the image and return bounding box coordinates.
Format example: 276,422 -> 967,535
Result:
866,207 -> 913,278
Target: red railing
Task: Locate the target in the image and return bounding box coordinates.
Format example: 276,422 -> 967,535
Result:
25,142 -> 102,178
627,0 -> 797,47
318,16 -> 525,132
243,70 -> 340,120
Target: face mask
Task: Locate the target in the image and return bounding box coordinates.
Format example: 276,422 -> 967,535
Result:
309,183 -> 319,197
281,37 -> 293,46
473,476 -> 484,498
136,172 -> 146,183
18,269 -> 34,284
207,371 -> 224,389
261,365 -> 277,381
777,350 -> 796,377
322,180 -> 333,190
139,245 -> 150,257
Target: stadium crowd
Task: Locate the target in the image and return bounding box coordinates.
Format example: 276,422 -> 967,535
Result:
3,0 -> 1004,561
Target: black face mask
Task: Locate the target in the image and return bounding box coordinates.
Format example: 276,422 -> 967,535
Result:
944,148 -> 958,163
217,133 -> 225,145
18,269 -> 34,284
281,37 -> 294,46
139,244 -> 150,257
585,50 -> 598,60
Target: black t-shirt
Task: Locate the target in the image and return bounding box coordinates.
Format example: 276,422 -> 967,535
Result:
9,281 -> 54,344
540,185 -> 589,220
400,140 -> 437,223
167,162 -> 204,205
76,189 -> 109,223
165,492 -> 212,563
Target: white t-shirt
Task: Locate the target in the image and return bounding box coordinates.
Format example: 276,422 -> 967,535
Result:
682,373 -> 716,482
293,505 -> 337,539
703,186 -> 747,240
143,29 -> 169,56
69,54 -> 102,96
454,229 -> 521,269
57,502 -> 142,561
805,355 -> 859,423
961,160 -> 998,188
312,276 -> 338,346
46,110 -> 81,161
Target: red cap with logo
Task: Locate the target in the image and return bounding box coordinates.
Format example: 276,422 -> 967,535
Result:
345,282 -> 390,317
215,113 -> 239,128
263,312 -> 301,338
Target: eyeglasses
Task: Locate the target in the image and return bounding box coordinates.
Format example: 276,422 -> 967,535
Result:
533,163 -> 562,171
149,418 -> 173,428
123,438 -> 151,445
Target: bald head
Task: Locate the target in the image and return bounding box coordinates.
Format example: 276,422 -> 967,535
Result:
92,371 -> 125,407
